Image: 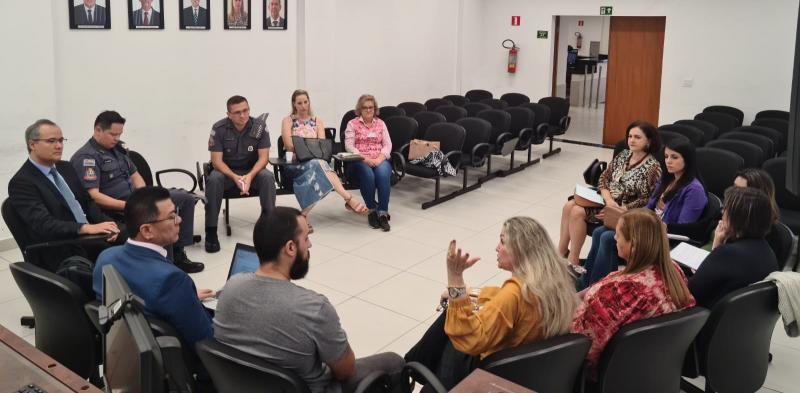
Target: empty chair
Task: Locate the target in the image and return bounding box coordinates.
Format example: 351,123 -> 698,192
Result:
442,94 -> 468,106
434,104 -> 468,123
705,139 -> 765,168
762,157 -> 800,271
771,221 -> 796,271
674,119 -> 719,144
695,147 -> 744,198
500,92 -> 531,107
464,89 -> 493,102
377,105 -> 405,120
424,98 -> 453,111
397,101 -> 427,118
503,106 -> 537,173
538,96 -> 571,158
463,102 -> 492,117
719,131 -> 775,158
751,118 -> 789,151
480,98 -> 509,109
476,108 -> 513,157
659,131 -> 691,147
412,111 -> 447,140
384,116 -> 418,152
455,117 -> 492,191
694,112 -> 738,136
658,124 -> 705,146
403,123 -> 466,209
703,105 -> 744,126
519,102 -> 552,145
731,125 -> 785,154
755,109 -> 790,121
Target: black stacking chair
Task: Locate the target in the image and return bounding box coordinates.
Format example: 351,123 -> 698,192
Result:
694,112 -> 738,136
397,101 -> 427,118
339,109 -> 357,137
377,105 -> 406,120
480,98 -> 509,109
503,106 -> 538,174
595,308 -> 709,393
476,109 -> 514,179
412,111 -> 447,140
403,123 -> 466,209
755,109 -> 790,121
519,103 -> 551,145
658,124 -> 705,146
659,131 -> 691,147
674,119 -> 718,144
424,98 -> 453,111
464,89 -> 493,102
770,222 -> 796,271
681,283 -> 779,393
455,117 -> 492,192
463,102 -> 492,117
667,192 -> 721,246
613,139 -> 627,157
705,140 -> 764,168
434,104 -> 468,123
763,157 -> 800,271
731,125 -> 786,154
500,92 -> 531,107
442,94 -> 468,106
702,105 -> 744,126
695,148 -> 744,198
719,131 -> 775,159
751,118 -> 789,151
538,96 -> 571,158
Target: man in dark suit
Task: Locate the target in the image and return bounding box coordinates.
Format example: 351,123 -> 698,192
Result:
182,0 -> 208,28
73,0 -> 107,26
8,119 -> 120,271
265,0 -> 285,29
132,0 -> 161,27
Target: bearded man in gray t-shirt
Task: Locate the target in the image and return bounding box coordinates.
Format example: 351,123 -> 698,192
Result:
213,207 -> 404,393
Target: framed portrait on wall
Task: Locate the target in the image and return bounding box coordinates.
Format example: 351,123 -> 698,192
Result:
263,0 -> 287,30
69,0 -> 111,30
128,0 -> 165,30
179,0 -> 210,30
224,0 -> 251,30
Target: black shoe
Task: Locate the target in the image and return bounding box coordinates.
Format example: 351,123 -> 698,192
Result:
174,249 -> 205,273
368,211 -> 380,229
378,214 -> 391,232
205,229 -> 221,253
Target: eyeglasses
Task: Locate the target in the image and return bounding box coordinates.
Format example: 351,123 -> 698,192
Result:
33,138 -> 67,145
361,106 -> 375,111
144,208 -> 180,225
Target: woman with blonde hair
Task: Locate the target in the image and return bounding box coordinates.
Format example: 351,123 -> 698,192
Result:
405,216 -> 578,390
227,0 -> 248,27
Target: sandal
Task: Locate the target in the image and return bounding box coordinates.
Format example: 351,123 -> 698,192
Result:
344,195 -> 368,215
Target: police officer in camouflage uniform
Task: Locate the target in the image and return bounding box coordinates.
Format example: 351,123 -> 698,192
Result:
70,110 -> 205,273
205,95 -> 276,252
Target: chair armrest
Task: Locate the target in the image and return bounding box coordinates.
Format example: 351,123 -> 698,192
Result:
560,115 -> 571,131
155,168 -> 198,193
353,370 -> 391,393
533,124 -> 548,144
402,362 -> 447,393
391,151 -> 406,180
495,132 -> 513,146
156,336 -> 194,393
24,233 -> 110,255
442,150 -> 462,173
398,143 -> 411,158
517,127 -> 533,147
269,157 -> 291,167
470,143 -> 492,167
195,162 -> 205,191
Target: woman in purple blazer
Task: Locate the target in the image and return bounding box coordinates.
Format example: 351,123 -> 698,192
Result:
579,140 -> 707,289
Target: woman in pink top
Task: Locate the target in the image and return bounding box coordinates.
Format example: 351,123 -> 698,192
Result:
344,94 -> 393,231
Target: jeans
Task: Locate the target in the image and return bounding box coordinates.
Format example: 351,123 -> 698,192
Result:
349,160 -> 391,213
580,226 -> 621,290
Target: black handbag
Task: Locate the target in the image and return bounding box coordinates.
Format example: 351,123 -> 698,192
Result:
291,136 -> 333,162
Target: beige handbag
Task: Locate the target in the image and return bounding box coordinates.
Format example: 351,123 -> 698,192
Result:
601,205 -> 626,229
408,139 -> 440,160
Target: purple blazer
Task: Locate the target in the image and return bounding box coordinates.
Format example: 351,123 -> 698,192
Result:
646,178 -> 707,225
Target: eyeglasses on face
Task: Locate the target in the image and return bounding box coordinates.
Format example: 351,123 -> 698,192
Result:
143,208 -> 180,225
33,138 -> 68,145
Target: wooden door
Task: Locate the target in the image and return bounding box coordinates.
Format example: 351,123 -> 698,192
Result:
603,17 -> 666,145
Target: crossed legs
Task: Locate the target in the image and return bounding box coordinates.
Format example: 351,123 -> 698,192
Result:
559,199 -> 588,265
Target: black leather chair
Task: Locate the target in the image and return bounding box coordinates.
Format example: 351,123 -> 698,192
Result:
594,307 -> 710,393
479,334 -> 591,393
412,111 -> 447,140
519,103 -> 551,145
442,94 -> 468,106
763,157 -> 800,271
197,162 -> 264,237
732,125 -> 786,154
377,105 -> 406,120
702,105 -> 744,127
719,131 -> 775,159
464,89 -> 493,103
538,96 -> 571,158
659,130 -> 691,147
397,101 -> 427,118
10,262 -> 101,382
500,92 -> 531,107
455,117 -> 492,192
339,109 -> 358,137
502,106 -> 538,174
694,112 -> 738,136
476,109 -> 514,180
403,123 -> 466,209
681,282 -> 779,393
480,98 -> 509,109
769,221 -> 796,271
674,119 -> 718,144
658,124 -> 705,146
434,104 -> 468,123
381,116 -> 418,185
401,362 -> 447,393
463,102 -> 492,117
755,109 -> 790,121
695,148 -> 744,199
667,192 -> 722,246
424,98 -> 453,111
751,118 -> 789,152
705,139 -> 765,169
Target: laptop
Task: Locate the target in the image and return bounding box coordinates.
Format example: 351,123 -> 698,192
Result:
202,243 -> 260,310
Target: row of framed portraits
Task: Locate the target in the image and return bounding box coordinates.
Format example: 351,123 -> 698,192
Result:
68,0 -> 288,30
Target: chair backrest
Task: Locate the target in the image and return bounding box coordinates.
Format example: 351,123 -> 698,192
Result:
377,105 -> 406,120
769,221 -> 795,270
479,334 -> 591,393
612,139 -> 627,157
464,89 -> 493,102
596,307 -> 709,393
434,104 -> 468,123
658,131 -> 691,148
476,109 -> 512,144
424,123 -> 466,155
424,98 -> 453,111
719,131 -> 775,158
751,118 -> 789,149
674,119 -> 718,143
703,105 -> 744,126
700,282 -> 779,393
696,147 -> 744,198
706,139 -> 765,169
763,157 -> 800,210
455,117 -> 492,162
1,198 -> 35,256
658,124 -> 705,146
480,98 -> 509,109
412,111 -> 447,140
537,97 -> 570,128
463,102 -> 492,117
442,94 -> 468,106
500,92 -> 531,107
10,262 -> 98,379
505,107 -> 534,138
339,109 -> 357,136
519,103 -> 551,131
128,150 -> 153,186
196,338 -> 311,393
732,125 -> 786,154
384,116 -> 418,153
397,101 -> 427,118
755,109 -> 790,121
694,112 -> 738,136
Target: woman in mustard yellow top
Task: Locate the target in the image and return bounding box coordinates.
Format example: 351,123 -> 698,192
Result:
405,216 -> 578,390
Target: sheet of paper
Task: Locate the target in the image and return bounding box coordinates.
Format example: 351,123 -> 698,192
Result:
575,183 -> 605,205
670,242 -> 710,270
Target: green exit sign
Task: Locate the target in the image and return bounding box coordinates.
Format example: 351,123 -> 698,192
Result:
537,30 -> 548,39
600,6 -> 613,15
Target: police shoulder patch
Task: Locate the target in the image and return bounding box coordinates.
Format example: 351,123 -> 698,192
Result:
83,167 -> 97,181
82,158 -> 96,167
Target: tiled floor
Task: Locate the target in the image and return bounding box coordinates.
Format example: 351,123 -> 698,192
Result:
1,142 -> 798,392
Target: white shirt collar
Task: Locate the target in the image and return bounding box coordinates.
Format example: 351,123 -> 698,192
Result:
127,239 -> 168,258
85,5 -> 96,12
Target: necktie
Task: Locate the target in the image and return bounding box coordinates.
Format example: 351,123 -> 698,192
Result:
144,11 -> 150,25
50,168 -> 88,224
88,9 -> 93,24
194,10 -> 198,24
273,20 -> 278,27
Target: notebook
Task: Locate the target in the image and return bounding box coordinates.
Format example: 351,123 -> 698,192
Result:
202,243 -> 260,310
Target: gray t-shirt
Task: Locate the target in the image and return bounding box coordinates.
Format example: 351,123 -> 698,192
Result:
213,273 -> 349,393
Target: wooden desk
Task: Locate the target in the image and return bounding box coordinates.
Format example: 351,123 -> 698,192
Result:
0,324 -> 102,393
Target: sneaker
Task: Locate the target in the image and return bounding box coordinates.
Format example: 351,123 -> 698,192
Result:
378,214 -> 391,232
205,228 -> 221,253
368,211 -> 380,229
174,249 -> 205,273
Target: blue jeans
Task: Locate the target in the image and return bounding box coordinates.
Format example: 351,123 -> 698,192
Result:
349,160 -> 391,213
580,226 -> 622,290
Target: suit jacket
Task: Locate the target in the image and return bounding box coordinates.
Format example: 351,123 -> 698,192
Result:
73,4 -> 106,26
182,6 -> 207,26
266,16 -> 285,28
132,8 -> 162,26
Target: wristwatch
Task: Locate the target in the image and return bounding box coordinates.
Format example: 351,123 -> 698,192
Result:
448,287 -> 467,299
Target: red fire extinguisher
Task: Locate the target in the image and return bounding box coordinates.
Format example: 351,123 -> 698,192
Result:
575,32 -> 583,49
503,39 -> 519,74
